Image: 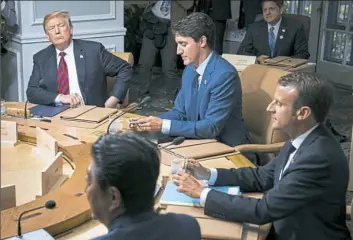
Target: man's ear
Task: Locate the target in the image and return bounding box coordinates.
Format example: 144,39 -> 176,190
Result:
296,106 -> 311,121
200,36 -> 207,48
108,186 -> 122,212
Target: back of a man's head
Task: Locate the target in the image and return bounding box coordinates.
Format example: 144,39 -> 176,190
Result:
91,132 -> 160,215
172,12 -> 215,50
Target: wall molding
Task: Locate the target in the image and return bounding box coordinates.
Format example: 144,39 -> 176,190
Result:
30,1 -> 116,26
4,47 -> 24,101
12,28 -> 126,44
104,44 -> 116,53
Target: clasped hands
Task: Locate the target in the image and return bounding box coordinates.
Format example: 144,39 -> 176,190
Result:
171,160 -> 211,199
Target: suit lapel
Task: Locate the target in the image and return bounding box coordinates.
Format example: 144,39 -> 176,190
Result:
47,46 -> 57,90
196,53 -> 216,120
260,22 -> 271,56
73,40 -> 86,100
281,124 -> 324,179
274,18 -> 287,57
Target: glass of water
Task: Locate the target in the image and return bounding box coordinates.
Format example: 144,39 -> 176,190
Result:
171,158 -> 186,175
108,119 -> 123,134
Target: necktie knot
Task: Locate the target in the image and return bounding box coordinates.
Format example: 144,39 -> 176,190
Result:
270,26 -> 275,32
59,52 -> 66,57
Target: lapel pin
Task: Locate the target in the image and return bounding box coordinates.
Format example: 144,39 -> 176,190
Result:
280,35 -> 284,39
80,55 -> 83,58
282,29 -> 286,32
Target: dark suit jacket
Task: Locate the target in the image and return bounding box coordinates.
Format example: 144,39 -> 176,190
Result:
237,16 -> 310,59
26,39 -> 132,107
204,124 -> 351,240
159,53 -> 249,147
210,0 -> 231,21
90,211 -> 201,240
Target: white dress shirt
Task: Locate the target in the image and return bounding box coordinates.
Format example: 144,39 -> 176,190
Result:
200,124 -> 319,207
54,41 -> 84,104
161,52 -> 214,134
268,17 -> 282,41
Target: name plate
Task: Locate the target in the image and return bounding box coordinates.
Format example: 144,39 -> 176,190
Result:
34,127 -> 58,158
222,54 -> 256,72
1,120 -> 18,147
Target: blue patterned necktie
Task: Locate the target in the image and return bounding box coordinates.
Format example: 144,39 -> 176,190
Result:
268,26 -> 276,57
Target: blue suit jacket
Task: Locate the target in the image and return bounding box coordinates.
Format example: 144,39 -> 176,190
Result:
26,39 -> 132,107
91,211 -> 201,240
160,53 -> 248,147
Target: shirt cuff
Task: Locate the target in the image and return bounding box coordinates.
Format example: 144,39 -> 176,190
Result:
200,188 -> 211,207
161,119 -> 171,134
208,168 -> 218,185
54,94 -> 62,105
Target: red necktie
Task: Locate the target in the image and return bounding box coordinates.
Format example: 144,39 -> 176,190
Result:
57,52 -> 70,94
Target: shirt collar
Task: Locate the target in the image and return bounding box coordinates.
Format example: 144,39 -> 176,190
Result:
55,40 -> 74,57
268,17 -> 282,31
291,124 -> 319,150
195,51 -> 214,76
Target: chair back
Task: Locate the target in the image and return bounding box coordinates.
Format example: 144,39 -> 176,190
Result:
284,14 -> 311,40
107,52 -> 134,108
240,64 -> 289,163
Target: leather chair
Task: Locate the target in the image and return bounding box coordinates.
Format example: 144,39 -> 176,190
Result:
107,52 -> 134,109
234,64 -> 290,165
284,14 -> 311,40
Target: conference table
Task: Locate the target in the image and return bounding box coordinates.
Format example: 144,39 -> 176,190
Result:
1,102 -> 271,240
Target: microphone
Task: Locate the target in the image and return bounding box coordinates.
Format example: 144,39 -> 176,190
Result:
107,96 -> 151,134
17,200 -> 56,237
158,136 -> 185,150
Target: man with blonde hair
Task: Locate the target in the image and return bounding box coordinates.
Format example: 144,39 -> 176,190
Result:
26,11 -> 132,107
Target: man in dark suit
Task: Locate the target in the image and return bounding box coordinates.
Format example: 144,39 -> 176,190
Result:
196,0 -> 231,55
26,11 -> 132,108
237,0 -> 310,63
173,72 -> 351,240
86,132 -> 201,240
131,13 -> 253,161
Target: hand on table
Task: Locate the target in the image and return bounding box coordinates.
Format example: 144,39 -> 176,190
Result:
105,96 -> 120,108
129,116 -> 162,132
257,55 -> 269,64
172,172 -> 204,198
59,93 -> 82,107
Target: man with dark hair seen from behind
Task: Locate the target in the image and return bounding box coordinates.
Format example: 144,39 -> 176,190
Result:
131,12 -> 253,162
173,72 -> 351,240
86,132 -> 201,240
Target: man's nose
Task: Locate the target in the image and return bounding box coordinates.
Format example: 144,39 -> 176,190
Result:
54,26 -> 60,34
176,46 -> 182,55
266,100 -> 274,112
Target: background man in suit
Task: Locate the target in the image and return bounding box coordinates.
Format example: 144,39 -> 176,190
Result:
196,0 -> 231,55
173,72 -> 351,240
137,0 -> 193,96
86,132 -> 201,240
131,12 -> 252,160
237,0 -> 310,63
26,11 -> 132,108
